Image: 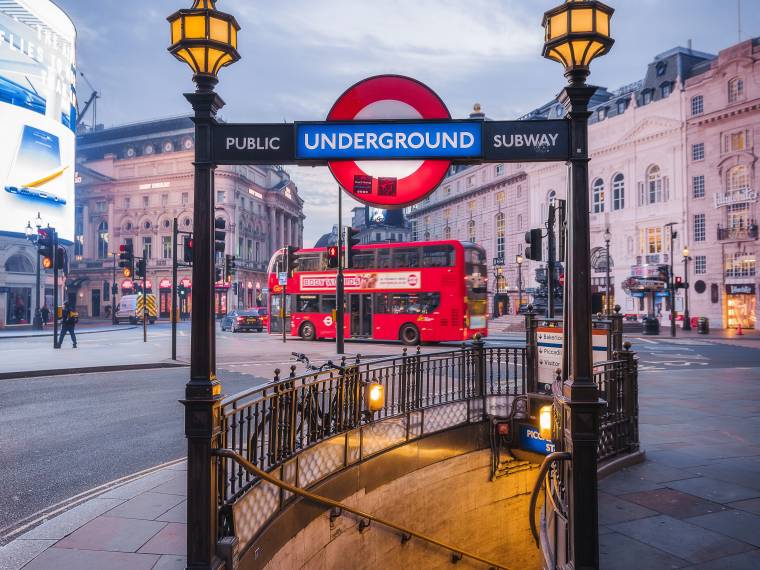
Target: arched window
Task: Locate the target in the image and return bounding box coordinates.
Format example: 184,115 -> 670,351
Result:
646,165 -> 663,204
467,219 -> 476,243
592,178 -> 605,213
495,212 -> 505,260
424,231 -> 431,241
728,77 -> 744,104
97,221 -> 109,259
444,226 -> 451,240
4,253 -> 34,273
612,173 -> 625,210
727,165 -> 749,193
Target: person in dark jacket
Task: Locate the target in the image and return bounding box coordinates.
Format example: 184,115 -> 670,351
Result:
41,305 -> 50,326
58,302 -> 78,348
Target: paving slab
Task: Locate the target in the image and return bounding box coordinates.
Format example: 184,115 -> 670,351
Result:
55,516 -> 166,553
0,539 -> 56,570
598,492 -> 658,526
99,470 -> 180,500
21,497 -> 125,540
619,488 -> 727,519
728,498 -> 760,516
613,461 -> 698,484
152,554 -> 188,569
667,476 -> 760,504
684,549 -> 760,570
105,492 -> 185,521
155,500 -> 187,524
609,514 -> 754,564
686,509 -> 760,548
137,522 -> 186,556
21,547 -> 160,570
599,531 -> 689,570
149,475 -> 186,497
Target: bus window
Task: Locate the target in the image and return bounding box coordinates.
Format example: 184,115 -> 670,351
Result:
392,248 -> 420,268
422,245 -> 454,267
377,248 -> 392,268
352,251 -> 375,269
376,292 -> 440,314
296,295 -> 320,313
298,254 -> 322,272
321,295 -> 337,313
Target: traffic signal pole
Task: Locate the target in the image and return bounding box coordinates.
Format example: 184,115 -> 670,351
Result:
52,228 -> 59,349
336,186 -> 345,354
547,203 -> 556,319
172,218 -> 179,360
143,249 -> 148,343
665,222 -> 677,338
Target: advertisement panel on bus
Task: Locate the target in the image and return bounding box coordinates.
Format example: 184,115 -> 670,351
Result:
0,0 -> 77,241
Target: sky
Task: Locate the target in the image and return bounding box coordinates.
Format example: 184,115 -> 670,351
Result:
55,0 -> 760,246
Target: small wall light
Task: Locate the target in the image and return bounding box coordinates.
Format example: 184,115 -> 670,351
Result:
365,382 -> 385,412
539,405 -> 553,440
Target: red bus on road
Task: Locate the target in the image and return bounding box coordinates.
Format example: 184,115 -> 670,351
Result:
267,240 -> 488,344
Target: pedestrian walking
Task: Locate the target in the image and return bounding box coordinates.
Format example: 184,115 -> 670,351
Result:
58,302 -> 79,348
41,304 -> 50,326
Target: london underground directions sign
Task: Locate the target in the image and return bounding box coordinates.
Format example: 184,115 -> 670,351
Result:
212,74 -> 569,208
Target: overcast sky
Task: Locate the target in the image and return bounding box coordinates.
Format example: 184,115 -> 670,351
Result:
56,0 -> 760,246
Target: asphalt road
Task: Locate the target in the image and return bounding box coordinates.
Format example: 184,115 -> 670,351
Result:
1,329 -> 758,537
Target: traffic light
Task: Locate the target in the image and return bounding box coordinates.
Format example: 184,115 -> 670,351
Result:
675,276 -> 687,289
55,246 -> 68,273
214,218 -> 226,252
215,266 -> 223,283
119,243 -> 134,277
285,245 -> 301,277
225,255 -> 236,282
344,227 -> 361,269
135,259 -> 146,279
178,284 -> 187,297
326,245 -> 339,269
524,229 -> 543,261
183,236 -> 193,264
37,228 -> 54,259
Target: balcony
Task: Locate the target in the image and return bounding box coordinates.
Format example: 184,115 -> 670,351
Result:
717,222 -> 758,241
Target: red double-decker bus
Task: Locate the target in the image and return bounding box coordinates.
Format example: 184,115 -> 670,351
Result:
267,240 -> 488,344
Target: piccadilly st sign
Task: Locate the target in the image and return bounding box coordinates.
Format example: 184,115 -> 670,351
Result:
209,74 -> 570,208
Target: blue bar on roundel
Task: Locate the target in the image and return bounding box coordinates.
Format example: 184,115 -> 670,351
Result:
295,121 -> 482,160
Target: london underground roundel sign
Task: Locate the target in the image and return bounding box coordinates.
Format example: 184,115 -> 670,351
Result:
326,75 -> 452,209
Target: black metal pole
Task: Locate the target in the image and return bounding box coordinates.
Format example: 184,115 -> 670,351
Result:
336,187 -> 345,354
33,240 -> 42,329
112,253 -> 117,325
172,217 -> 178,360
683,253 -> 691,330
517,259 -> 523,314
605,237 -> 611,315
143,250 -> 147,343
559,77 -> 601,569
666,223 -> 677,338
183,75 -> 224,570
52,229 -> 59,348
547,203 -> 556,318
281,282 -> 286,344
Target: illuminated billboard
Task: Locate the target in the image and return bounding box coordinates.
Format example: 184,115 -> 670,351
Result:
0,0 -> 76,242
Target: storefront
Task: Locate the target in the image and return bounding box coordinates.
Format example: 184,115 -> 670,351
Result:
725,284 -> 756,329
5,286 -> 31,324
215,284 -> 229,317
159,278 -> 172,318
178,278 -> 192,318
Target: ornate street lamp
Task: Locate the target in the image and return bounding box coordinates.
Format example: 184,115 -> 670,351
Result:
167,2 -> 240,568
604,226 -> 612,314
542,1 -> 614,567
682,246 -> 692,331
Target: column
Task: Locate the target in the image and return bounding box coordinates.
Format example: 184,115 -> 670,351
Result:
269,207 -> 277,253
278,211 -> 285,250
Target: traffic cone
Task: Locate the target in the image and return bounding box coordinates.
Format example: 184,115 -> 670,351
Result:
737,321 -> 744,336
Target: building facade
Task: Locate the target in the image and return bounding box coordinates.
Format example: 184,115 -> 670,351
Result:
684,38 -> 760,331
72,117 -> 305,318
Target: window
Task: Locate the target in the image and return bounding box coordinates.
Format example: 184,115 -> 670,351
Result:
597,107 -> 607,121
321,296 -> 337,313
467,219 -> 476,242
640,227 -> 663,255
4,253 -> 33,273
467,200 -> 475,212
142,236 -> 152,259
161,194 -> 168,207
162,236 -> 172,259
727,165 -> 749,193
376,248 -> 391,268
695,255 -> 707,275
495,212 -> 505,260
660,83 -> 671,98
727,202 -> 750,229
495,191 -> 505,205
495,164 -> 504,176
691,95 -> 704,116
656,61 -> 667,76
444,226 -> 451,239
443,185 -> 451,196
123,197 -> 130,209
728,77 -> 744,103
692,175 -> 705,198
375,293 -> 440,315
640,165 -> 667,205
466,175 -> 475,188
352,251 -> 375,269
694,213 -> 705,242
617,99 -> 627,114
422,245 -> 454,267
392,248 -> 420,268
142,195 -> 149,208
592,178 -> 605,213
95,200 -> 107,213
216,191 -> 225,203
642,90 -> 652,105
692,143 -> 704,161
296,295 -> 320,313
612,173 -> 624,210
97,221 -> 109,259
725,252 -> 756,278
517,214 -> 523,230
181,192 -> 189,205
725,130 -> 748,153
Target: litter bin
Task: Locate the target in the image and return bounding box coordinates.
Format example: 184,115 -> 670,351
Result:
642,315 -> 660,335
697,317 -> 709,334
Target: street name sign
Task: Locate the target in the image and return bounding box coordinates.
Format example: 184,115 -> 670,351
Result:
212,123 -> 294,164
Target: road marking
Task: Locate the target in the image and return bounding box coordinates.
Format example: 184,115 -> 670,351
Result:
631,337 -> 658,344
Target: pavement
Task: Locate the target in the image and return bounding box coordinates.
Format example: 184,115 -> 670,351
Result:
1,336 -> 758,569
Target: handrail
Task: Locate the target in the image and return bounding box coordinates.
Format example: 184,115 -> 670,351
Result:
213,448 -> 513,570
528,451 -> 572,546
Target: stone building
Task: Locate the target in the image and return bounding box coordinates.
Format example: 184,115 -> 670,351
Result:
684,38 -> 760,330
71,117 -> 305,318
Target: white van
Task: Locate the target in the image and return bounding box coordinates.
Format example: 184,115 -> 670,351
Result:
116,294 -> 158,324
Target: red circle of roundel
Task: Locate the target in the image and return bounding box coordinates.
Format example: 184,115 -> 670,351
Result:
327,75 -> 451,209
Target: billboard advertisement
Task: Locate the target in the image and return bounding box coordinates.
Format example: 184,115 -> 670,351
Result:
0,0 -> 76,242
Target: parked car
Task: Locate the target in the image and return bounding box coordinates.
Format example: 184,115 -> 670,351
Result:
220,309 -> 265,332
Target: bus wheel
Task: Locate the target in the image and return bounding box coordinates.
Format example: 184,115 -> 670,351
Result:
300,321 -> 316,341
400,324 -> 420,346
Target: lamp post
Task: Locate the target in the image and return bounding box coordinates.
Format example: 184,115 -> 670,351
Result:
24,212 -> 44,329
542,1 -> 614,567
665,222 -> 678,338
167,1 -> 240,568
682,246 -> 692,331
516,253 -> 524,314
604,226 -> 612,314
